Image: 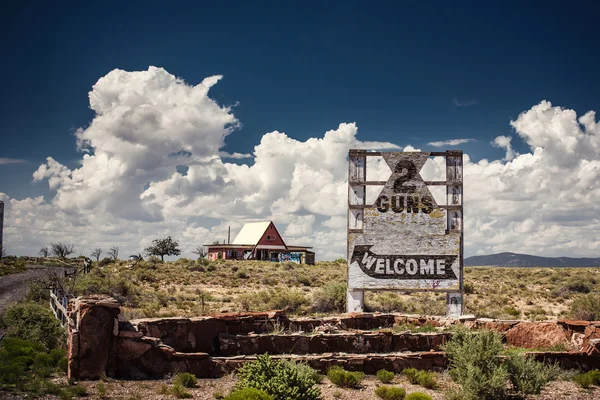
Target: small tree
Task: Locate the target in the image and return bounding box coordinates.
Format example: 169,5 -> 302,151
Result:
145,236 -> 181,262
107,246 -> 119,261
50,243 -> 74,259
39,246 -> 50,258
90,248 -> 102,261
192,245 -> 206,258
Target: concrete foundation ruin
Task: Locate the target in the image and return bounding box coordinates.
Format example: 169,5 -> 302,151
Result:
66,295 -> 600,380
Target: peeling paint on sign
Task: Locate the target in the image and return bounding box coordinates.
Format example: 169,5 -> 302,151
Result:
347,151 -> 463,292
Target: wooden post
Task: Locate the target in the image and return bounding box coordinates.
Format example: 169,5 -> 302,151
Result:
0,201 -> 4,259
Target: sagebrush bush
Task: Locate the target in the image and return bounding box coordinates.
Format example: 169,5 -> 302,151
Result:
1,302 -> 65,350
238,289 -> 309,313
569,293 -> 600,320
375,385 -> 406,400
225,387 -> 274,400
442,328 -> 509,400
365,292 -> 406,313
235,354 -> 321,400
311,282 -> 346,313
404,393 -> 433,400
376,369 -> 395,383
327,365 -> 364,388
506,355 -> 560,394
174,372 -> 197,388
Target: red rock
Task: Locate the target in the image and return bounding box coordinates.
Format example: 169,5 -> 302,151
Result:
505,322 -> 569,349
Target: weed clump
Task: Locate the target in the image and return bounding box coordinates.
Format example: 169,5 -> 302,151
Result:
311,282 -> 346,313
404,393 -> 433,400
327,365 -> 364,388
402,369 -> 437,389
375,385 -> 406,400
170,384 -> 192,398
376,369 -> 395,383
573,369 -> 600,388
174,372 -> 197,388
238,289 -> 309,313
225,387 -> 274,400
235,354 -> 320,400
569,293 -> 600,320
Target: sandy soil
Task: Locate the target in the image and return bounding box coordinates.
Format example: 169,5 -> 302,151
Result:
21,373 -> 598,400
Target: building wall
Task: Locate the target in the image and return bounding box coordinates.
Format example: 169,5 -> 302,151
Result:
257,223 -> 286,247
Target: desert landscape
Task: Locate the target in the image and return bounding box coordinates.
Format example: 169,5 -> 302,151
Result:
2,256 -> 600,399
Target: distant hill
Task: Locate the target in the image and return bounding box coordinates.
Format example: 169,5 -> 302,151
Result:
464,252 -> 600,267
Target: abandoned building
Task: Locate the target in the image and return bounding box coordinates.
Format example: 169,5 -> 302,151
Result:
206,221 -> 315,264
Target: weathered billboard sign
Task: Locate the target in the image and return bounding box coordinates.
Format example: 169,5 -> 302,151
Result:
347,150 -> 463,313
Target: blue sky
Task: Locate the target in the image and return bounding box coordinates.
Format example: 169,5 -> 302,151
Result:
2,0 -> 598,200
1,1 -> 599,259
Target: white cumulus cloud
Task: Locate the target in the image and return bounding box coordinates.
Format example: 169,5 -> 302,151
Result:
1,68 -> 599,262
428,138 -> 475,147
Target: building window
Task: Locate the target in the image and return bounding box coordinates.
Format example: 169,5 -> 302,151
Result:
267,235 -> 275,241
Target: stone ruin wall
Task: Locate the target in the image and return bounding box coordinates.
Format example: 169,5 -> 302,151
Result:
67,295 -> 600,380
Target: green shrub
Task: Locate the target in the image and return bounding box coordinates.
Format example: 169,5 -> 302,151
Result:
25,282 -> 51,303
225,387 -> 274,400
376,369 -> 395,383
442,328 -> 509,400
174,372 -> 197,388
239,289 -> 310,313
235,354 -> 321,400
573,369 -> 600,388
569,294 -> 600,320
44,381 -> 62,395
375,385 -> 406,400
171,384 -> 192,398
402,368 -> 418,384
97,381 -> 107,398
235,269 -> 249,279
405,393 -> 433,400
280,359 -> 322,384
564,278 -> 591,293
1,302 -> 65,350
344,371 -> 364,388
327,365 -> 364,388
98,257 -> 113,267
57,356 -> 68,373
70,384 -> 87,397
463,282 -> 475,294
311,282 -> 346,313
414,370 -> 437,389
327,365 -> 346,386
506,355 -> 560,394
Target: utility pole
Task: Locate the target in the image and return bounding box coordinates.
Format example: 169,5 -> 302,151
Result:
0,201 -> 4,259
228,226 -> 231,244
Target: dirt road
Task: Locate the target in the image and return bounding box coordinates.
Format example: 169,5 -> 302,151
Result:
0,265 -> 73,313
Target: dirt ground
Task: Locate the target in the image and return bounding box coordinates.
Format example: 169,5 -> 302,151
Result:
30,373 -> 600,400
0,265 -> 73,313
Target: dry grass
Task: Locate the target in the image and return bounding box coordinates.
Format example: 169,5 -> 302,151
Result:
48,373 -> 600,400
72,258 -> 600,321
